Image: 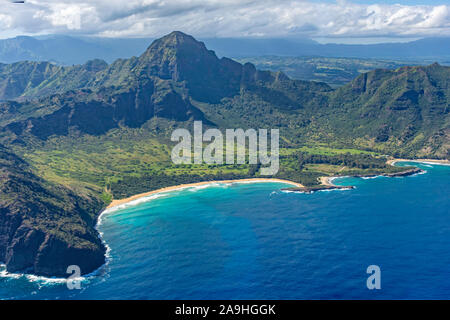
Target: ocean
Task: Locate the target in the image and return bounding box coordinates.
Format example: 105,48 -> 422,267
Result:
1,162 -> 449,299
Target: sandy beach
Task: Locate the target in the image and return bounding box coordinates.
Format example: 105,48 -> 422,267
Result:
105,158 -> 448,209
387,158 -> 450,166
106,178 -> 304,209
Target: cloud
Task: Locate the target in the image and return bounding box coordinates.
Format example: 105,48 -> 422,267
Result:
0,13 -> 13,29
0,0 -> 448,39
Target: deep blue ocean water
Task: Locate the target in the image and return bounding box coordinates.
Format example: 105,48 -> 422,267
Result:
1,162 -> 449,299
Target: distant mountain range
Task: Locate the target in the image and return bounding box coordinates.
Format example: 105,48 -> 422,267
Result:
0,36 -> 151,65
0,31 -> 448,277
1,35 -> 449,65
236,56 -> 422,88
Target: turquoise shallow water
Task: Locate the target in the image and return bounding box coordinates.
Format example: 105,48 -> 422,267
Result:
1,162 -> 449,299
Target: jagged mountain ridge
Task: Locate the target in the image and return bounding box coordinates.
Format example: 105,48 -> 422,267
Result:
328,64 -> 449,157
0,59 -> 108,101
0,32 -> 332,139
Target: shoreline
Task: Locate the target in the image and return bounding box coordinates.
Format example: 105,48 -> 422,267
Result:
7,158 -> 445,281
104,157 -> 447,208
105,178 -> 304,210
320,176 -> 337,187
87,178 -> 305,283
318,158 -> 446,188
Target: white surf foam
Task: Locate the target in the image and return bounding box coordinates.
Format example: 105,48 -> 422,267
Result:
317,187 -> 353,193
360,175 -> 382,180
281,190 -> 299,194
187,183 -> 224,191
410,170 -> 427,177
417,161 -> 450,166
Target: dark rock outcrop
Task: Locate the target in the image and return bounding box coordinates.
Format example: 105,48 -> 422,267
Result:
0,144 -> 105,277
283,185 -> 354,193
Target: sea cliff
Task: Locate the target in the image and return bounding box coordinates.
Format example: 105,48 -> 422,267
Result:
0,145 -> 105,277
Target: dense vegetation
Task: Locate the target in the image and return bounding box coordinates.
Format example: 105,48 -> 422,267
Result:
0,31 -> 447,276
2,35 -> 449,66
0,144 -> 105,276
0,59 -> 108,101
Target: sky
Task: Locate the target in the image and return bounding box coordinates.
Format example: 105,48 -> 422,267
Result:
0,0 -> 448,42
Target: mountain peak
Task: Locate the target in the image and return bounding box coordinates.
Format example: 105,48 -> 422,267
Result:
141,31 -> 210,59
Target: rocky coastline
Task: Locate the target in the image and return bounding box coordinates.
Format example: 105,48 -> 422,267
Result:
282,167 -> 423,193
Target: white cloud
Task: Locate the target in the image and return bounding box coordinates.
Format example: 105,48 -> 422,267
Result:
34,3 -> 98,30
0,0 -> 448,39
0,13 -> 13,29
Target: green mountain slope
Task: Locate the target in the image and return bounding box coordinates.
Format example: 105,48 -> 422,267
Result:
236,56 -> 423,87
0,31 -> 448,276
0,59 -> 108,101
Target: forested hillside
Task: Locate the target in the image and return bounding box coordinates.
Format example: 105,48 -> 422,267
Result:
0,31 -> 448,276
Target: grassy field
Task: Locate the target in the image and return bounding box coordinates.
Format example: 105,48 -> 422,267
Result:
10,127 -> 409,202
236,56 -> 419,87
280,145 -> 378,156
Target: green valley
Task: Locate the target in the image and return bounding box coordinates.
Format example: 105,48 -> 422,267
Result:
0,31 -> 448,276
